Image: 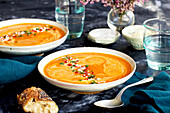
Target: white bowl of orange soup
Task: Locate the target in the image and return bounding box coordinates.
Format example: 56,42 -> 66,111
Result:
0,18 -> 69,55
38,47 -> 136,94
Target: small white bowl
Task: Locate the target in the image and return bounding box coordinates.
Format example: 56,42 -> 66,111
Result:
87,28 -> 120,45
0,18 -> 69,55
38,47 -> 136,94
122,25 -> 145,50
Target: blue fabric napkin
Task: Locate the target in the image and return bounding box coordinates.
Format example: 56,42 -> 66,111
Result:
122,72 -> 170,113
0,56 -> 42,84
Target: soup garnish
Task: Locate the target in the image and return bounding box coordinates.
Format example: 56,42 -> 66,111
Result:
58,56 -> 98,84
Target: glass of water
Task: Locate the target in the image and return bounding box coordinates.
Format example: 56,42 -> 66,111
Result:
55,0 -> 85,39
143,18 -> 170,70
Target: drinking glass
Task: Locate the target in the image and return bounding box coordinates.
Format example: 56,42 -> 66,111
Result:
55,0 -> 85,39
143,18 -> 170,70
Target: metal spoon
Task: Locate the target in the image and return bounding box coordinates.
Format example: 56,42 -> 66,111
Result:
94,76 -> 154,108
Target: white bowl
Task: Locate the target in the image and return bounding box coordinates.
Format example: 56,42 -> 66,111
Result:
38,47 -> 136,94
122,25 -> 145,50
0,18 -> 69,55
87,28 -> 120,45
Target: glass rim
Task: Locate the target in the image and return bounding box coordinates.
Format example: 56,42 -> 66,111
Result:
143,17 -> 170,33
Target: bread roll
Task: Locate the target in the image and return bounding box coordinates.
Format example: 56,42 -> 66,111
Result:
17,87 -> 58,113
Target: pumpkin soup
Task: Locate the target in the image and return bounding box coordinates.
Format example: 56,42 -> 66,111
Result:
44,52 -> 132,84
0,23 -> 65,46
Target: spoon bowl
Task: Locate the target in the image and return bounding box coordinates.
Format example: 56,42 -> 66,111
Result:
94,76 -> 154,108
94,99 -> 124,108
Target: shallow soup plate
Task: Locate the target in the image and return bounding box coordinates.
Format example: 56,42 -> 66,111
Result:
38,47 -> 136,94
0,18 -> 69,55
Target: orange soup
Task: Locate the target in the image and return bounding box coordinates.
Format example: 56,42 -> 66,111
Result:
44,52 -> 132,84
0,23 -> 65,46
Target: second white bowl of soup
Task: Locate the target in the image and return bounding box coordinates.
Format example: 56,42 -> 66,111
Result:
0,18 -> 69,55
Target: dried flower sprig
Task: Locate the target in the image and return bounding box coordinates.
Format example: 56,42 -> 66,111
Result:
80,0 -> 148,15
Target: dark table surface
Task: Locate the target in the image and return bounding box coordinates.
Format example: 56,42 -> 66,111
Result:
0,0 -> 170,113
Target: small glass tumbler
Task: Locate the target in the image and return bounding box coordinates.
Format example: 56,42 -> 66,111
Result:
143,18 -> 170,70
55,0 -> 85,39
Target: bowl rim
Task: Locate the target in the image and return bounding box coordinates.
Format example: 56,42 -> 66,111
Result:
0,18 -> 69,48
38,47 -> 136,88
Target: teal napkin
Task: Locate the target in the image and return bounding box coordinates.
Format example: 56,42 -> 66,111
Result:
0,56 -> 42,84
122,72 -> 170,113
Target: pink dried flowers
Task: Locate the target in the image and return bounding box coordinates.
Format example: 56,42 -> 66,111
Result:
80,0 -> 148,15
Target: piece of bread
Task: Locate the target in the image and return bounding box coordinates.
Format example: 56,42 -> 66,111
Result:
17,87 -> 58,113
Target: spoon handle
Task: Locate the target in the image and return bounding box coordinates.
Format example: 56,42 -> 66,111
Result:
115,76 -> 154,101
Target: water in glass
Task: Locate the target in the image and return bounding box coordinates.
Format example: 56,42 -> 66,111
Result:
143,35 -> 170,70
55,0 -> 85,39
